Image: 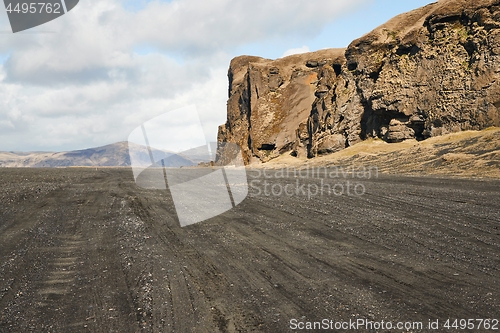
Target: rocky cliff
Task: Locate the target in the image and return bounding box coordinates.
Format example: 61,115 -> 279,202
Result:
218,0 -> 500,164
217,50 -> 346,163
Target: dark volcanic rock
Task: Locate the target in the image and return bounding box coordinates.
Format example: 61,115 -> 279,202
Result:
218,50 -> 346,164
342,0 -> 500,146
218,0 -> 500,163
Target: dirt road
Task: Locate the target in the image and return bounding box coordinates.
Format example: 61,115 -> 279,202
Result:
0,168 -> 498,332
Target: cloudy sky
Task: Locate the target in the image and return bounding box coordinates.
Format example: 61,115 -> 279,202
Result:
0,0 -> 433,152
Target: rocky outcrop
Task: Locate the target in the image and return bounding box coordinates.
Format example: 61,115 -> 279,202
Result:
217,50 -> 346,164
218,0 -> 500,164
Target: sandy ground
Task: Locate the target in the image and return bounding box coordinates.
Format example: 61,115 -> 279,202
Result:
0,167 -> 498,332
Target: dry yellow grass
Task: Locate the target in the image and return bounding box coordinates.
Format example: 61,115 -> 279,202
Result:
258,128 -> 500,179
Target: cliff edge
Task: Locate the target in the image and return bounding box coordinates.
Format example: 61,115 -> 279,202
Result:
218,0 -> 500,164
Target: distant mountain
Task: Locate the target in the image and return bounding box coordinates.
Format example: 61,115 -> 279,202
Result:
0,142 -> 199,167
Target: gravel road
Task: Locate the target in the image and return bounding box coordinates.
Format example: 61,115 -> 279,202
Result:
0,168 -> 498,332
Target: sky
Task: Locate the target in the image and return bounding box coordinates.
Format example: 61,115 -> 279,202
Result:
0,0 -> 435,152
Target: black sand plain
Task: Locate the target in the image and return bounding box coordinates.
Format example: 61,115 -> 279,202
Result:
0,168 -> 498,332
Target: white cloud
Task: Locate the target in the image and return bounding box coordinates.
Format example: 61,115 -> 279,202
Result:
0,0 -> 368,151
0,120 -> 14,129
282,46 -> 310,57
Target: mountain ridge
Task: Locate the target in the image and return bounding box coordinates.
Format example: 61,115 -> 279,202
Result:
0,142 -> 196,168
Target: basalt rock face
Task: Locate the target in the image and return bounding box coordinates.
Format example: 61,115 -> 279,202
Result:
218,0 -> 500,163
218,50 -> 346,164
343,0 -> 500,145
